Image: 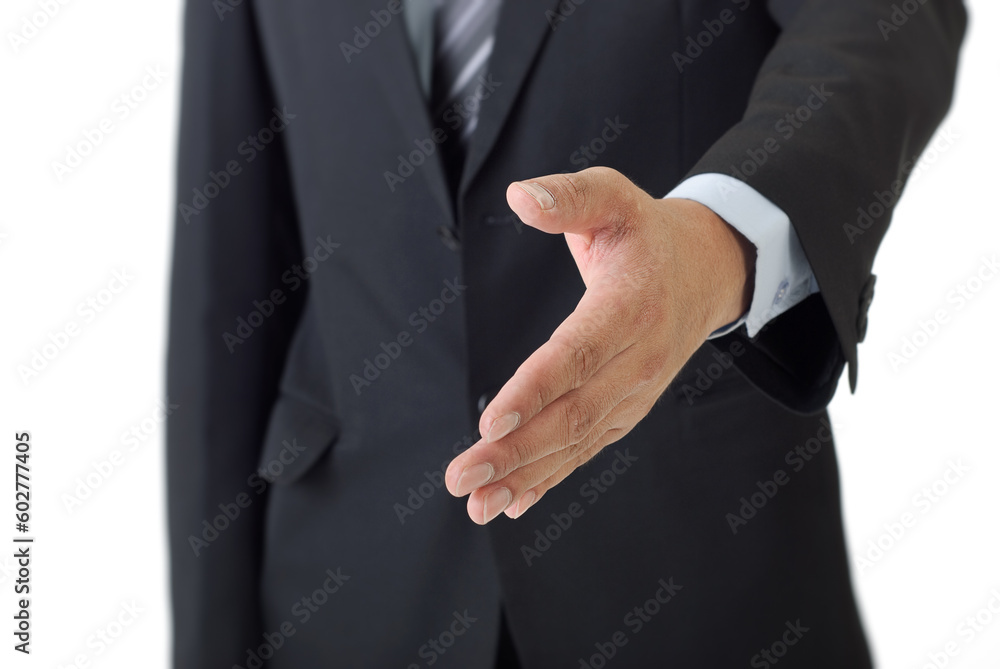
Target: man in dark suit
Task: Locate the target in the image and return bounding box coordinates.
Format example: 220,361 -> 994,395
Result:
167,0 -> 965,666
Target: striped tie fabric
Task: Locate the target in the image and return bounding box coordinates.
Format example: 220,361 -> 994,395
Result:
431,0 -> 503,190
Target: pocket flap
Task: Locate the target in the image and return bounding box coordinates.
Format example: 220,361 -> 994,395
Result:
257,394 -> 339,485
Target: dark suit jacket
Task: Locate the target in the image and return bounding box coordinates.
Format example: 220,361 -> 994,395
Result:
167,0 -> 965,666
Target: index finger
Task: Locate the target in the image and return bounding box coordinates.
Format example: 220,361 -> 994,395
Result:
478,280 -> 635,443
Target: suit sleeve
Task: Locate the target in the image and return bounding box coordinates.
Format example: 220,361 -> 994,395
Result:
687,0 -> 967,413
165,2 -> 305,666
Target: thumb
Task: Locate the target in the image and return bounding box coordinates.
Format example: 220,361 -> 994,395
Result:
506,166 -> 644,236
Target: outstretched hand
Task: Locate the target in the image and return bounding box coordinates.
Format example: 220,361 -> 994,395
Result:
445,167 -> 755,524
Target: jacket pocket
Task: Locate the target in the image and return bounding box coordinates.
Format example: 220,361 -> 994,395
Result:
667,342 -> 752,409
257,392 -> 340,485
256,298 -> 340,485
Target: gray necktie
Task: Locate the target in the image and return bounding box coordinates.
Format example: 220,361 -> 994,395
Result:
430,0 -> 503,189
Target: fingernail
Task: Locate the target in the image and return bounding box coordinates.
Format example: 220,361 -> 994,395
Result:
517,181 -> 556,210
486,413 -> 520,443
483,487 -> 512,524
455,463 -> 494,496
511,490 -> 536,519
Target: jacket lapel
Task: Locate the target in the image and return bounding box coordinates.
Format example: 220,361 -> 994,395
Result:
459,0 -> 562,197
368,6 -> 456,224
367,0 -> 562,215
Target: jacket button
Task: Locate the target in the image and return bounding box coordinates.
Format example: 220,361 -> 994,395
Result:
437,225 -> 461,252
477,390 -> 498,415
856,312 -> 870,343
856,274 -> 877,343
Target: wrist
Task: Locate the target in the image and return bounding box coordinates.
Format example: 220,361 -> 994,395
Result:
717,216 -> 756,326
670,198 -> 756,336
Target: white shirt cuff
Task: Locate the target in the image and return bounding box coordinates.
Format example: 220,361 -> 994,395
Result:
664,173 -> 819,339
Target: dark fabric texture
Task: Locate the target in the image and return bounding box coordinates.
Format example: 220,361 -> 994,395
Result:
166,0 -> 966,666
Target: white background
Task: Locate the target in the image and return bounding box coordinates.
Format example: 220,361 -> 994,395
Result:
0,1 -> 997,667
